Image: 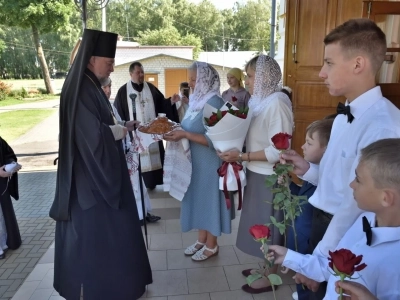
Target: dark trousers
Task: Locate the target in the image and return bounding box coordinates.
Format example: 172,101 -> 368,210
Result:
307,207 -> 333,300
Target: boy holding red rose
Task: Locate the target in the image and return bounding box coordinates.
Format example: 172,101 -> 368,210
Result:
287,118 -> 334,300
281,19 -> 400,299
267,138 -> 400,300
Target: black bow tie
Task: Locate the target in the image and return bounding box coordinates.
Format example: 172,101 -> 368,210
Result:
336,102 -> 354,123
362,216 -> 372,246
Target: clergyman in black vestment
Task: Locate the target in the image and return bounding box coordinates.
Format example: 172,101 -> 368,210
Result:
114,61 -> 179,190
0,136 -> 22,257
49,29 -> 152,300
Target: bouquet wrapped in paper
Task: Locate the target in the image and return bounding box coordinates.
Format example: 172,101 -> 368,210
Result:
203,102 -> 252,210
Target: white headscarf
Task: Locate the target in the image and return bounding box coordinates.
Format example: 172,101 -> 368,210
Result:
188,61 -> 221,111
248,55 -> 292,116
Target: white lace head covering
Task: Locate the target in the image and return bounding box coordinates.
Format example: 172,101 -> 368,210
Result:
188,61 -> 221,111
248,55 -> 291,116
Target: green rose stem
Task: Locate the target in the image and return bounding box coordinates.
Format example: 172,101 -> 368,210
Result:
339,274 -> 345,300
261,240 -> 278,300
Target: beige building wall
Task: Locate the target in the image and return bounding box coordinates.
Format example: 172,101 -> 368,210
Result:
111,56 -> 230,99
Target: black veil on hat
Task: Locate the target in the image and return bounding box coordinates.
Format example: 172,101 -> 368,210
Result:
51,29 -> 118,221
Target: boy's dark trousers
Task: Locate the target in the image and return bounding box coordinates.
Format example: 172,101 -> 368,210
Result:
307,207 -> 333,300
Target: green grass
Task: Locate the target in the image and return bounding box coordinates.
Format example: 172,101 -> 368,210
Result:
0,109 -> 55,142
0,95 -> 58,107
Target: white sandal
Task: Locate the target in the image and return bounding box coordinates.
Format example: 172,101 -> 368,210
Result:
191,245 -> 219,261
184,240 -> 205,256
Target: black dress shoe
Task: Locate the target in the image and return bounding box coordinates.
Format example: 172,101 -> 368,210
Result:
147,186 -> 156,191
0,253 -> 5,260
146,213 -> 161,223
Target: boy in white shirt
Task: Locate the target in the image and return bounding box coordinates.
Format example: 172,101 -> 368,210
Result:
281,19 -> 400,298
268,138 -> 400,300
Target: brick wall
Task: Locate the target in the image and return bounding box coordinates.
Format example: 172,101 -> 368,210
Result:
111,56 -> 230,99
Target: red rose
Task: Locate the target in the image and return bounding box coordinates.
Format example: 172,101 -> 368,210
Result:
221,111 -> 228,117
249,224 -> 271,241
232,96 -> 238,102
271,132 -> 292,150
329,249 -> 367,277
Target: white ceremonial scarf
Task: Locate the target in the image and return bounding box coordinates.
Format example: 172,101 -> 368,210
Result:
186,61 -> 220,120
248,55 -> 292,117
126,80 -> 162,172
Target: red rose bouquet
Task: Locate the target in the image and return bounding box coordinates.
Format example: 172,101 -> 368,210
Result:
203,103 -> 253,211
329,249 -> 367,299
204,107 -> 248,127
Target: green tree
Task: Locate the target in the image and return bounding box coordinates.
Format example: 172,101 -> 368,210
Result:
232,0 -> 272,51
137,25 -> 202,59
0,0 -> 75,93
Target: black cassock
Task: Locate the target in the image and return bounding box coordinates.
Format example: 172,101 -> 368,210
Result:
0,137 -> 21,251
114,82 -> 179,189
50,70 -> 152,299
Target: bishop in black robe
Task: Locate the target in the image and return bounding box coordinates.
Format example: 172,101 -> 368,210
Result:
0,137 -> 22,253
50,29 -> 152,300
114,77 -> 179,190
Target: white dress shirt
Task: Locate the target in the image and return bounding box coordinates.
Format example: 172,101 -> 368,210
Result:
301,87 -> 400,257
283,212 -> 400,300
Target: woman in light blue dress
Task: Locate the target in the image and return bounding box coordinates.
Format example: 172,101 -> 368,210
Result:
164,62 -> 231,261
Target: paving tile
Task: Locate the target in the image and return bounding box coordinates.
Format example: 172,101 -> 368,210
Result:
168,293 -> 210,300
214,231 -> 238,247
209,290 -> 253,300
24,263 -> 53,282
10,280 -> 40,300
36,269 -> 54,290
165,220 -> 181,233
181,231 -> 200,248
233,246 -> 264,265
148,251 -> 167,271
142,221 -> 166,235
150,233 -> 182,251
28,288 -> 53,300
167,249 -> 202,270
151,208 -> 181,220
187,267 -> 229,294
146,270 -> 188,297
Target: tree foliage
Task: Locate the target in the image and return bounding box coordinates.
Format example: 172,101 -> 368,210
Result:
0,0 -> 75,92
0,0 -> 275,79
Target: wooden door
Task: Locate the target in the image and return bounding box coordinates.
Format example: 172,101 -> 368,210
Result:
165,69 -> 188,98
283,0 -> 400,155
363,1 -> 400,107
144,74 -> 158,88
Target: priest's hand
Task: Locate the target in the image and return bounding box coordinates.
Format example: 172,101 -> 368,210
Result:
125,120 -> 140,131
163,130 -> 187,142
170,93 -> 180,104
217,150 -> 240,163
0,166 -> 12,178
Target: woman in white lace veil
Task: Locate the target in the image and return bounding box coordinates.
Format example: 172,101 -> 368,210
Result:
187,61 -> 220,113
164,62 -> 232,262
218,54 -> 294,294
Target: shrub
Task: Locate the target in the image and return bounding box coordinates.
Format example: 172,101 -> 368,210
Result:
0,81 -> 12,101
37,87 -> 48,94
20,87 -> 28,98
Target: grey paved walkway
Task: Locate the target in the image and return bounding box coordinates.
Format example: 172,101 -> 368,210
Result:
0,99 -> 60,114
0,170 -> 56,300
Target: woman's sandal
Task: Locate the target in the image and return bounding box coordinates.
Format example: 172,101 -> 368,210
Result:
184,240 -> 205,256
191,245 -> 219,261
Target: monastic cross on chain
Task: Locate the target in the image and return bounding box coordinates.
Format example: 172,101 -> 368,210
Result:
140,99 -> 146,106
